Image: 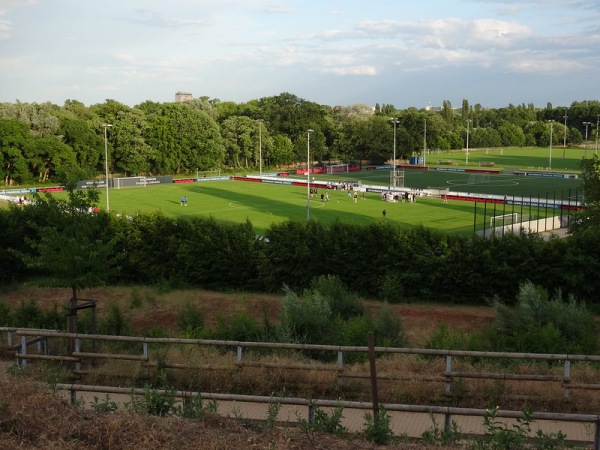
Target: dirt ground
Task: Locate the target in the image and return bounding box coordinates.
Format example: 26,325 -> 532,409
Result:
0,284 -> 495,347
0,284 -> 493,449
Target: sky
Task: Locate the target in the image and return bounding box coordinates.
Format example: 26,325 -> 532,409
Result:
0,0 -> 599,110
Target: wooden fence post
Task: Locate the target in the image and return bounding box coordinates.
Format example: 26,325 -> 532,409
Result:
367,332 -> 379,419
444,355 -> 452,394
19,335 -> 27,368
563,360 -> 571,399
337,350 -> 344,386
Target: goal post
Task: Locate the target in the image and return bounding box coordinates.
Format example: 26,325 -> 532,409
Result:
490,213 -> 529,229
196,169 -> 221,178
390,170 -> 404,188
326,164 -> 349,174
469,173 -> 490,184
114,176 -> 148,189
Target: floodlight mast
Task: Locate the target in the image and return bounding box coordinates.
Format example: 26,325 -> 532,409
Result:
583,121 -> 592,159
465,119 -> 470,166
390,118 -> 399,187
596,115 -> 599,156
307,129 -> 314,221
102,124 -> 113,211
258,119 -> 263,176
563,110 -> 568,159
548,120 -> 554,170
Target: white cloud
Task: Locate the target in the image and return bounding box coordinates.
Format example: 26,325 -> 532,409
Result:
0,19 -> 10,39
508,57 -> 587,72
320,65 -> 378,76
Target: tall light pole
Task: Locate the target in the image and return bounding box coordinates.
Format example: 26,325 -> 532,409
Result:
465,119 -> 470,166
258,119 -> 263,176
596,114 -> 600,156
548,120 -> 554,171
583,121 -> 592,159
390,118 -> 399,187
306,129 -> 313,221
423,117 -> 427,166
102,124 -> 112,211
563,110 -> 568,159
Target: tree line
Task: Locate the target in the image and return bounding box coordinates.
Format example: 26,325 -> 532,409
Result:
1,95 -> 599,186
2,190 -> 599,308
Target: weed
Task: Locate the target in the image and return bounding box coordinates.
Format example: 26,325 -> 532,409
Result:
129,288 -> 143,309
265,400 -> 281,429
90,394 -> 118,412
467,405 -> 576,450
362,406 -> 395,445
421,412 -> 461,447
299,402 -> 347,436
176,393 -> 218,419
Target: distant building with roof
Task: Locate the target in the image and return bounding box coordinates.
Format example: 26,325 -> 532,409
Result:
175,92 -> 193,102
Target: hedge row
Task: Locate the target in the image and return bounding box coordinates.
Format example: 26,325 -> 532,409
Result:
2,206 -> 599,305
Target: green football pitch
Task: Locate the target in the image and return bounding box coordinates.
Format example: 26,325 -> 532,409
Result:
102,164 -> 581,236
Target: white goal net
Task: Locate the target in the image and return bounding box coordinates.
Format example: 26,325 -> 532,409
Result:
490,213 -> 529,228
468,173 -> 490,184
113,176 -> 149,189
326,164 -> 349,174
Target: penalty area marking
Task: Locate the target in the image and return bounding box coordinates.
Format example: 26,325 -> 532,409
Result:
446,178 -> 520,187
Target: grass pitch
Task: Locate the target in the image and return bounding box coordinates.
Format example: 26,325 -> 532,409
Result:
106,181 -> 478,235
12,148 -> 578,235
103,167 -> 577,236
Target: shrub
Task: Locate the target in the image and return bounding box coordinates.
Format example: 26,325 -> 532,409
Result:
375,300 -> 407,347
98,303 -> 132,336
363,407 -> 395,445
309,274 -> 365,319
211,311 -> 263,342
13,299 -> 43,328
279,284 -> 334,345
488,281 -> 598,354
425,322 -> 481,351
0,299 -> 12,326
176,301 -> 204,337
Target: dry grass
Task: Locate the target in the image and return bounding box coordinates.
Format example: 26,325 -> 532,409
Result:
0,369 -> 453,450
3,284 -> 600,447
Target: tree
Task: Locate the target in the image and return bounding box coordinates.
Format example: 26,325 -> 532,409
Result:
497,121 -> 526,147
221,116 -> 270,169
269,134 -> 294,166
22,175 -> 120,349
59,116 -> 104,178
570,155 -> 600,233
112,108 -> 156,175
145,102 -> 225,174
0,101 -> 60,137
0,118 -> 31,185
23,136 -> 77,182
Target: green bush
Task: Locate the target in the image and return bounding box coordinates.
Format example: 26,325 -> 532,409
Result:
487,281 -> 598,354
279,284 -> 335,345
425,322 -> 481,351
98,303 -> 132,336
176,301 -> 204,337
375,301 -> 407,347
0,300 -> 13,326
13,300 -> 43,328
340,314 -> 375,347
211,311 -> 263,342
309,274 -> 365,319
363,407 -> 395,445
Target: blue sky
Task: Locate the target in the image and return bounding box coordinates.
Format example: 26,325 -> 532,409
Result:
0,0 -> 598,109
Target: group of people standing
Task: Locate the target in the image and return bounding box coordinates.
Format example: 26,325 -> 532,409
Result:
381,191 -> 417,203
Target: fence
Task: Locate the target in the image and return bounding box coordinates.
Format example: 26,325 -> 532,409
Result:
3,327 -> 600,447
